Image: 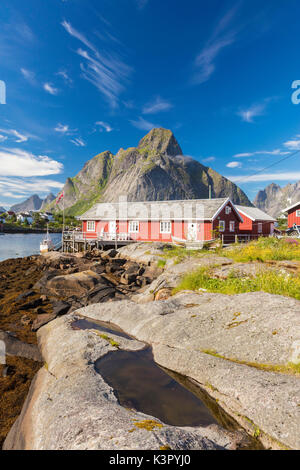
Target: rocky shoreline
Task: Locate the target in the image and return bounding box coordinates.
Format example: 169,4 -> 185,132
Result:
0,247 -> 160,448
1,243 -> 300,450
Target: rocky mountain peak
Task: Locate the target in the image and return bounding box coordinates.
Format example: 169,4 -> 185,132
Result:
10,194 -> 43,213
137,128 -> 183,157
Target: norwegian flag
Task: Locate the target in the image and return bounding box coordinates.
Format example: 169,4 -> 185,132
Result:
56,192 -> 64,204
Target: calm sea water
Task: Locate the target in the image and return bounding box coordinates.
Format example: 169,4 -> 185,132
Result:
0,233 -> 62,262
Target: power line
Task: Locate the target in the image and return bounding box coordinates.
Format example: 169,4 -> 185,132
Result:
233,148 -> 300,185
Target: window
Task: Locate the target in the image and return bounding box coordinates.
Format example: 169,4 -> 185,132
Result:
229,221 -> 235,232
160,221 -> 171,234
225,206 -> 232,215
258,223 -> 263,233
219,221 -> 225,232
129,221 -> 139,233
296,210 -> 300,217
87,221 -> 95,232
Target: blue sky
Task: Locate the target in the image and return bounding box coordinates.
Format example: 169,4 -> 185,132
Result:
1,0 -> 300,208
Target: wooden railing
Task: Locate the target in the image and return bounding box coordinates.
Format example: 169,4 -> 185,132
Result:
63,231 -> 132,242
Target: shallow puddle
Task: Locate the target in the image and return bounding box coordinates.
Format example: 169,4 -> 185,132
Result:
72,318 -> 132,340
72,316 -> 262,448
95,347 -> 218,428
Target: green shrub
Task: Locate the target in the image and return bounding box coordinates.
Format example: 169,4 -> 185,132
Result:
222,237 -> 300,262
173,267 -> 300,301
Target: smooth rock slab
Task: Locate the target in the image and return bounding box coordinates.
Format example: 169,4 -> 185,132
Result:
75,291 -> 300,449
3,315 -> 245,451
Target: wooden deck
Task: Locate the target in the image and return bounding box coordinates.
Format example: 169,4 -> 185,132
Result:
62,231 -> 135,253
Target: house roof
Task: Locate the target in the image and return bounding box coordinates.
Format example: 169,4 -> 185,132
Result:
80,197 -> 244,222
236,205 -> 276,222
282,201 -> 300,213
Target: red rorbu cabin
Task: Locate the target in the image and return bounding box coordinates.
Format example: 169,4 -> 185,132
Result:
282,201 -> 300,229
236,205 -> 276,240
79,197 -> 244,244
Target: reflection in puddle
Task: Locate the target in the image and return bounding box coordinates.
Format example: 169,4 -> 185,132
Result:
72,318 -> 132,340
95,347 -> 218,428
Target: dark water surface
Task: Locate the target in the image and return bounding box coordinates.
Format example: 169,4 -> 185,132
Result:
73,317 -> 218,427
95,347 -> 218,428
0,233 -> 62,262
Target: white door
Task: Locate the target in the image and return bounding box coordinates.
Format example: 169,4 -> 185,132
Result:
109,221 -> 117,239
187,222 -> 197,241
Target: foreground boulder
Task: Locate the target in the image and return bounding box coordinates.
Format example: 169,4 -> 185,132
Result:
44,270 -> 103,298
3,315 -> 248,450
69,291 -> 300,450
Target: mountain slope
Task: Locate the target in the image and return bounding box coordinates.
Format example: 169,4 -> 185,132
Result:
41,193 -> 56,210
254,182 -> 300,218
51,128 -> 252,216
10,195 -> 43,213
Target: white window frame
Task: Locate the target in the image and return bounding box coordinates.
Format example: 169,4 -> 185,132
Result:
229,221 -> 235,232
258,223 -> 263,233
87,221 -> 95,232
225,206 -> 232,215
129,221 -> 139,233
219,220 -> 225,232
296,210 -> 300,217
160,221 -> 171,234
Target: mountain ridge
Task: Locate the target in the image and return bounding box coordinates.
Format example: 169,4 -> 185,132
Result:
41,128 -> 253,216
10,193 -> 56,213
254,181 -> 300,218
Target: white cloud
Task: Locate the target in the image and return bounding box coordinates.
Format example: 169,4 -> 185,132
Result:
70,138 -> 86,147
143,97 -> 173,114
78,48 -> 132,108
54,123 -> 71,134
202,156 -> 216,163
44,83 -> 59,95
193,5 -> 239,84
226,161 -> 242,168
0,148 -> 63,176
234,149 -> 290,158
56,70 -> 72,85
2,192 -> 28,199
62,20 -> 132,108
228,172 -> 300,183
96,121 -> 113,133
130,117 -> 158,131
0,177 -> 63,197
284,139 -> 300,150
0,128 -> 29,143
237,103 -> 266,123
0,135 -> 8,143
62,20 -> 99,56
21,68 -> 36,85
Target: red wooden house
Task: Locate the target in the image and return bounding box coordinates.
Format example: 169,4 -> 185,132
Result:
79,197 -> 244,244
236,205 -> 275,239
282,201 -> 300,228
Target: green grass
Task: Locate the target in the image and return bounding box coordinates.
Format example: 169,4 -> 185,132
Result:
201,349 -> 300,376
173,267 -> 300,301
160,245 -> 207,264
221,237 -> 300,262
157,259 -> 167,268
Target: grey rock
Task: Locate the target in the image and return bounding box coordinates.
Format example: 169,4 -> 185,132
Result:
76,291 -> 300,449
3,315 -> 244,450
0,331 -> 42,362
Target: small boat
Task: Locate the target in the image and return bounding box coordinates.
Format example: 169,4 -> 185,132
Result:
40,225 -> 54,253
171,235 -> 187,246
